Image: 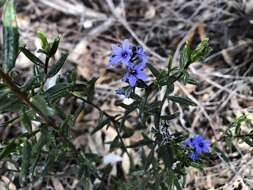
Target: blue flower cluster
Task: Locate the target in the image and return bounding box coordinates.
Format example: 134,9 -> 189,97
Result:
184,135 -> 211,161
108,39 -> 148,89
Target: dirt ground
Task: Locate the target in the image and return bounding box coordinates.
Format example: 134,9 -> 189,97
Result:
1,0 -> 253,189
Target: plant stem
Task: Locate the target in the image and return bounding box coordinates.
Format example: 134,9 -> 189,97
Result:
0,68 -> 79,157
74,95 -> 131,159
44,56 -> 50,74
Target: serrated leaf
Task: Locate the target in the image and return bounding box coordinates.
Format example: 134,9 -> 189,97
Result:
168,96 -> 197,106
47,53 -> 68,78
20,47 -> 44,67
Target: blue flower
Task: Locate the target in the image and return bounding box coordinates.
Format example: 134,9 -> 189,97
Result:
188,151 -> 199,161
115,88 -> 124,95
193,135 -> 211,154
123,62 -> 148,87
133,46 -> 147,65
115,87 -> 132,98
185,137 -> 195,147
184,135 -> 211,160
109,39 -> 132,65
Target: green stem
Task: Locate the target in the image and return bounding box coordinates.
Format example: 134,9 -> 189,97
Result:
44,56 -> 50,74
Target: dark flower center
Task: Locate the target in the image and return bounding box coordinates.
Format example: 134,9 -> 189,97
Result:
122,51 -> 128,58
199,142 -> 204,147
129,69 -> 137,75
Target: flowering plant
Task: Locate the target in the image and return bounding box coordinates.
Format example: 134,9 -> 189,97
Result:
0,1 -> 233,189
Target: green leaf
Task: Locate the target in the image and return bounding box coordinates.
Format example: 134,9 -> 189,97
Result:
108,136 -> 120,151
31,126 -> 49,174
0,93 -> 24,113
167,55 -> 173,75
37,31 -> 49,51
189,162 -> 204,172
187,76 -> 200,86
20,47 -> 44,67
191,38 -> 212,62
173,174 -> 182,190
131,170 -> 145,176
42,148 -> 57,176
30,95 -> 55,116
0,140 -> 18,160
21,111 -> 32,133
0,0 -> 6,6
243,137 -> 253,147
33,126 -> 49,154
44,83 -> 69,102
49,36 -> 60,57
91,114 -> 110,135
20,141 -> 32,182
2,0 -> 19,72
47,53 -> 68,78
168,96 -> 197,106
179,41 -> 191,69
147,63 -> 160,78
115,101 -> 137,113
2,0 -> 17,27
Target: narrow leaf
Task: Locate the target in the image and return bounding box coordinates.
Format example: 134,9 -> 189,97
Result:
37,31 -> 49,50
91,114 -> 110,135
2,0 -> 19,72
47,53 -> 68,78
0,141 -> 18,160
20,141 -> 32,182
49,36 -> 60,57
20,47 -> 44,67
147,63 -> 160,78
179,41 -> 190,69
168,96 -> 197,106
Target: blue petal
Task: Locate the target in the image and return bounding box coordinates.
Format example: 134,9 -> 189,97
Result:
115,88 -> 124,95
112,44 -> 122,55
128,76 -> 137,87
136,71 -> 147,81
134,62 -> 146,71
122,39 -> 130,51
188,151 -> 199,161
122,54 -> 131,65
109,54 -> 121,65
185,137 -> 195,147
